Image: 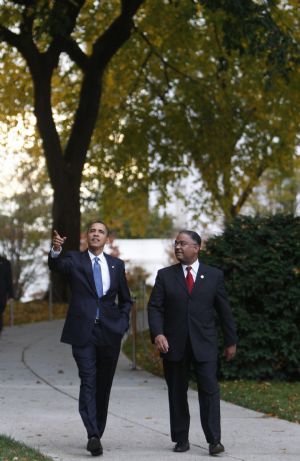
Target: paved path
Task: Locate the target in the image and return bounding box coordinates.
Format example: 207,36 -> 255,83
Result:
0,321 -> 299,461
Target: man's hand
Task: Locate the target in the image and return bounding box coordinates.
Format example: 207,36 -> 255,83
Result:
52,229 -> 67,251
154,334 -> 169,353
224,344 -> 236,361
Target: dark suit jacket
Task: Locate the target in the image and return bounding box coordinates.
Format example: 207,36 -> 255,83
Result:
148,262 -> 237,362
48,250 -> 133,346
0,256 -> 13,308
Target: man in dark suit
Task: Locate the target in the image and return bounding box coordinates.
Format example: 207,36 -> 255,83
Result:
0,256 -> 14,334
148,230 -> 237,456
48,221 -> 132,456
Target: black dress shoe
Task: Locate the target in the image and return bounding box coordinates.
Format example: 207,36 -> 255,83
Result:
87,436 -> 103,456
209,442 -> 225,456
173,441 -> 190,452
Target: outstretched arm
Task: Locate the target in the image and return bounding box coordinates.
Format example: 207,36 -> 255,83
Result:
48,230 -> 71,274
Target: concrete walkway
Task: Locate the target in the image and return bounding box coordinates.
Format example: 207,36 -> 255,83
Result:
0,321 -> 299,461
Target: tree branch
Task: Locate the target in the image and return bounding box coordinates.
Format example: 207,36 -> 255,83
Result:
135,26 -> 200,83
49,0 -> 86,38
121,0 -> 145,15
10,0 -> 35,5
58,37 -> 88,71
231,162 -> 266,217
19,0 -> 35,35
46,0 -> 86,67
62,0 -> 145,170
91,0 -> 145,69
0,25 -> 22,49
126,50 -> 152,102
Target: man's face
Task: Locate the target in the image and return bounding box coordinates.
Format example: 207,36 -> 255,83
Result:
174,232 -> 200,265
87,222 -> 108,254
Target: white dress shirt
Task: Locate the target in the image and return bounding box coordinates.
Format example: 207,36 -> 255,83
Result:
181,259 -> 199,281
88,250 -> 110,295
50,247 -> 111,295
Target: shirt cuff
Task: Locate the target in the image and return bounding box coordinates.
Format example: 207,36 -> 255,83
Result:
50,247 -> 62,258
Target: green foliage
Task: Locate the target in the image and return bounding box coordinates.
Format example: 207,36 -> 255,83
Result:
199,0 -> 300,81
201,214 -> 300,380
92,0 -> 300,223
1,0 -> 299,241
109,207 -> 175,239
82,178 -> 176,238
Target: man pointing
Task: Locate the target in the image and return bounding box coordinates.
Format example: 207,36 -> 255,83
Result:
49,221 -> 132,456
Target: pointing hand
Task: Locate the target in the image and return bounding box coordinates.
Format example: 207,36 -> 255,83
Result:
52,229 -> 67,251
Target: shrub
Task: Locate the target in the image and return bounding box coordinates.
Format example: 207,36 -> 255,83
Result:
201,214 -> 300,380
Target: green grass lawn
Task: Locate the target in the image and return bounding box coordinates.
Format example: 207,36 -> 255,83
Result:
123,331 -> 300,424
0,435 -> 54,461
220,380 -> 299,422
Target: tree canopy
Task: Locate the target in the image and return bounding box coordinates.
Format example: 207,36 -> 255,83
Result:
90,0 -> 300,223
0,0 -> 299,242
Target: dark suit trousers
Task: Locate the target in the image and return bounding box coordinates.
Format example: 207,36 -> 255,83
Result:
163,339 -> 221,445
72,324 -> 121,439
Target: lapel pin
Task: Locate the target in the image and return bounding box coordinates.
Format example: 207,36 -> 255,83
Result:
200,275 -> 204,279
112,265 -> 115,269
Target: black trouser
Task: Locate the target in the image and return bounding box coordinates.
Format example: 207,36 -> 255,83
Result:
72,324 -> 121,439
163,340 -> 221,445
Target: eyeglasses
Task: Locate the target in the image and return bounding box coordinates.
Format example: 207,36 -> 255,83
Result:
173,240 -> 199,248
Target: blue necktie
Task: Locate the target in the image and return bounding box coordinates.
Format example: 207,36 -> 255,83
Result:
93,257 -> 103,318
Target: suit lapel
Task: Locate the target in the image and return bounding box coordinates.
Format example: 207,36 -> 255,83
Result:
174,263 -> 188,292
192,263 -> 207,294
82,251 -> 97,295
104,253 -> 116,292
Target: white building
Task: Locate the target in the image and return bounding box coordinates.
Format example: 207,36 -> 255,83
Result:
112,239 -> 172,285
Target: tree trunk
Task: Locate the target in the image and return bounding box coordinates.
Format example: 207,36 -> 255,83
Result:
50,172 -> 81,302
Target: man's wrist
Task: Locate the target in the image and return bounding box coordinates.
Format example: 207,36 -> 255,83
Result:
50,246 -> 62,257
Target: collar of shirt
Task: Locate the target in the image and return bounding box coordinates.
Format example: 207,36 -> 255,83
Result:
88,250 -> 105,264
181,259 -> 199,280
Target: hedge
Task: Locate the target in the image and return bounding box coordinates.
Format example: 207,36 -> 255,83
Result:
201,214 -> 300,380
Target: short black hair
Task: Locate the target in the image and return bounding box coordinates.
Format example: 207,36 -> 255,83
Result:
178,229 -> 201,246
87,220 -> 109,236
